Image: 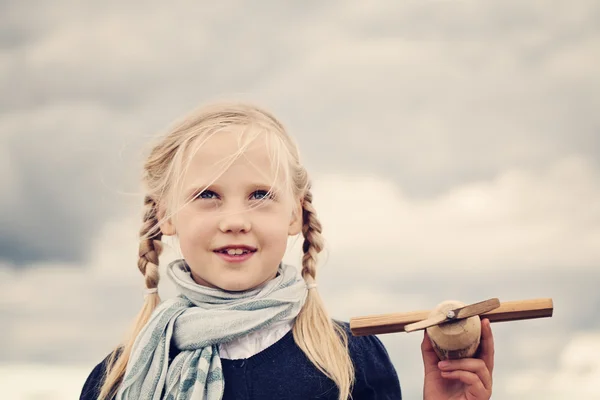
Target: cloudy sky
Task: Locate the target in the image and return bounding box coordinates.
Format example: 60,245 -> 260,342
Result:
1,1 -> 599,398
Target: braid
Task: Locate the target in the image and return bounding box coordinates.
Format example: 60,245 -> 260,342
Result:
98,196 -> 165,399
138,195 -> 163,291
294,188 -> 355,400
301,189 -> 324,284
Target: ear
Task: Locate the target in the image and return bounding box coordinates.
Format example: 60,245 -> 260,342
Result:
288,200 -> 303,236
157,204 -> 176,236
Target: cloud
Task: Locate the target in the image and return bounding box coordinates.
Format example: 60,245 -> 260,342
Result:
0,213 -> 177,363
2,0 -> 599,267
504,331 -> 600,399
310,155 -> 600,276
0,102 -> 145,265
261,0 -> 600,194
0,364 -> 92,400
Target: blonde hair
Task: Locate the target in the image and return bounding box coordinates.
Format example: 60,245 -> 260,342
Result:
98,102 -> 354,400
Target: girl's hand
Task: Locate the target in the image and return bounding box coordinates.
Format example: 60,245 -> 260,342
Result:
422,318 -> 494,400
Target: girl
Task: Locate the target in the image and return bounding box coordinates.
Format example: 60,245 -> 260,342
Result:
80,102 -> 494,400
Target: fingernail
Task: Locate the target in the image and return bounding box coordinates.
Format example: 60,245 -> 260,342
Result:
438,361 -> 450,369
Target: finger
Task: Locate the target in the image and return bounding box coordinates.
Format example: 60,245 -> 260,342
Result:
438,358 -> 492,391
440,370 -> 490,397
421,331 -> 441,373
479,318 -> 495,374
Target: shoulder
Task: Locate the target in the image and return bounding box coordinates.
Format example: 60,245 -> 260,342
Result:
79,350 -> 118,400
337,321 -> 390,357
336,321 -> 403,399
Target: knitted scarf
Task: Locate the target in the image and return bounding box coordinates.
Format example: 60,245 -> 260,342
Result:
116,259 -> 308,400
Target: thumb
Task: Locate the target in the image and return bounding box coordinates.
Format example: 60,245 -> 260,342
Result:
421,330 -> 440,373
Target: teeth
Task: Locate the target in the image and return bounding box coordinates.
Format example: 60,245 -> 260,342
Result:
225,248 -> 248,255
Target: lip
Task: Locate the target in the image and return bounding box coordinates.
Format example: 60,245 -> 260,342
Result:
213,244 -> 257,252
214,250 -> 256,263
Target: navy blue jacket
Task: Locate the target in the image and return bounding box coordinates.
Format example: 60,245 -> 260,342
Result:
80,322 -> 402,399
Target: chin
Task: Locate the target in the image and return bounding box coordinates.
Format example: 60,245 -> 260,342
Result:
218,281 -> 259,292
191,265 -> 274,292
217,274 -> 274,292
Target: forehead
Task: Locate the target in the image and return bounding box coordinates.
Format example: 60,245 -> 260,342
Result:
182,129 -> 283,188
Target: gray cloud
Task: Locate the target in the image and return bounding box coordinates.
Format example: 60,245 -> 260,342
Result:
1,104 -> 145,265
2,0 -> 599,266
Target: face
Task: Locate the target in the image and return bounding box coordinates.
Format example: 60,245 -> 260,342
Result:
161,130 -> 302,292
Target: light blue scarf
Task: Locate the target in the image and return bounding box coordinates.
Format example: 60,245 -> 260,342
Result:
116,259 -> 308,400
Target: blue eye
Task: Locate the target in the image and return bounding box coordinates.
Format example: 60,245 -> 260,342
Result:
251,190 -> 274,200
196,190 -> 218,200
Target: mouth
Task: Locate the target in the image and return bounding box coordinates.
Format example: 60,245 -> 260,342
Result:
213,246 -> 257,262
213,249 -> 257,256
213,245 -> 258,256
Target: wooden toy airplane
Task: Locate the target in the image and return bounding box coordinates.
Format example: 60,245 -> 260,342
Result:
349,298 -> 554,360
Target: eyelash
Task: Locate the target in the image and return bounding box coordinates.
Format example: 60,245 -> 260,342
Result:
195,189 -> 275,201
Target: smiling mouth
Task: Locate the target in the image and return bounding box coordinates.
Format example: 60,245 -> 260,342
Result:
214,249 -> 256,255
213,248 -> 257,263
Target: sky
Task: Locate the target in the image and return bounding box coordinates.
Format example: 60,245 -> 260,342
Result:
1,1 -> 599,398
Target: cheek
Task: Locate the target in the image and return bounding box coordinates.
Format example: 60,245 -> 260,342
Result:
176,214 -> 213,246
257,214 -> 293,247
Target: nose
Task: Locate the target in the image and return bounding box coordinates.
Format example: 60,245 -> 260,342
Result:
218,209 -> 251,233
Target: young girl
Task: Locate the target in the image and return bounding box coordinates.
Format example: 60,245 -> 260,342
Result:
80,102 -> 494,400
